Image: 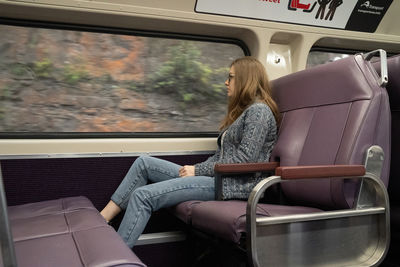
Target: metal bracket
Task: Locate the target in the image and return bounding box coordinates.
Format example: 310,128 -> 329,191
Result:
356,146 -> 384,209
362,49 -> 388,87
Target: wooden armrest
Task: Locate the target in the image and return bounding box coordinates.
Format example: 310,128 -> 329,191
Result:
214,162 -> 279,175
275,165 -> 366,180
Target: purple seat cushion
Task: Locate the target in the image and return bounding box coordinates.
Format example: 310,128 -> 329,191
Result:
7,196 -> 146,267
73,226 -> 145,267
190,200 -> 321,243
8,196 -> 95,220
14,233 -> 83,267
10,209 -> 106,242
14,227 -> 146,267
170,200 -> 203,224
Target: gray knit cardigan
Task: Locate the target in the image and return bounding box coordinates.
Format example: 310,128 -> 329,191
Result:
194,102 -> 277,199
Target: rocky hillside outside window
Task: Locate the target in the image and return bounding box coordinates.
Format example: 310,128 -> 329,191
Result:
0,24 -> 245,133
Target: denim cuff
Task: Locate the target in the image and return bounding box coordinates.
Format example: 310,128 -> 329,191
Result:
111,193 -> 127,210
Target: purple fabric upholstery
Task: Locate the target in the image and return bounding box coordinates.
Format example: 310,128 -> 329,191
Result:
169,200 -> 204,224
191,201 -> 320,243
10,209 -> 106,242
271,54 -> 391,209
374,54 -> 400,201
374,55 -> 400,264
6,196 -> 146,267
172,53 -> 391,244
8,196 -> 95,220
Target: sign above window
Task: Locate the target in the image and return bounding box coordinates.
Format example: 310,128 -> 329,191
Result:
195,0 -> 393,33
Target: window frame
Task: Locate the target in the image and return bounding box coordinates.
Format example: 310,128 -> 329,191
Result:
0,18 -> 250,139
307,47 -> 362,68
308,46 -> 396,67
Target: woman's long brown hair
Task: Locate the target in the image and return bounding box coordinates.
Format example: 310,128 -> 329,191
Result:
220,57 -> 280,130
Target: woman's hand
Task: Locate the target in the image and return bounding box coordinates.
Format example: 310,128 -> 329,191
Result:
179,165 -> 195,177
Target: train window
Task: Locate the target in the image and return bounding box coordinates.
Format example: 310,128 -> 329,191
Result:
306,51 -> 351,68
0,23 -> 245,134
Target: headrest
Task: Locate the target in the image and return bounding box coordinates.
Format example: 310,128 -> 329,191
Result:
373,54 -> 400,110
272,54 -> 377,112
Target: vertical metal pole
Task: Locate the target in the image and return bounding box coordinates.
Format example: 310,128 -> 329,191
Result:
0,163 -> 18,267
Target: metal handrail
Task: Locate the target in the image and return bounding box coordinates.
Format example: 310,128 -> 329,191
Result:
362,49 -> 388,87
0,163 -> 18,267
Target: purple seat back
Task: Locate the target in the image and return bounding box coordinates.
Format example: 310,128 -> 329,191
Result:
374,55 -> 400,201
373,55 -> 400,110
270,54 -> 391,210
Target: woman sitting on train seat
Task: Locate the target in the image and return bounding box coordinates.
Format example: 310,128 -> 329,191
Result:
100,56 -> 280,248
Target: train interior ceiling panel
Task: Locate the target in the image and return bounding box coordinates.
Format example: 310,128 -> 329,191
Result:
0,0 -> 399,266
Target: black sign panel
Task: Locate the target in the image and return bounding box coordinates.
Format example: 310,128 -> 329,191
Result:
345,0 -> 393,32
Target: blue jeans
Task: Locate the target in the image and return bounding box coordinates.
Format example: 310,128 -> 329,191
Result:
111,155 -> 215,248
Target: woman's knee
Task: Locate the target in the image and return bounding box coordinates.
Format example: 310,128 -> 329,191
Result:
129,187 -> 151,207
136,155 -> 149,164
131,155 -> 150,174
135,155 -> 155,168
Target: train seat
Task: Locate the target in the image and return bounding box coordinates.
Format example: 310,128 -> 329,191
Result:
173,50 -> 391,266
0,196 -> 146,267
374,54 -> 400,264
190,200 -> 321,244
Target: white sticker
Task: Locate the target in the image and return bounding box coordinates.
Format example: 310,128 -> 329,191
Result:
195,0 -> 358,29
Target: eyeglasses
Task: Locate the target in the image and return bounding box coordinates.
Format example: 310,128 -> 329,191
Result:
227,73 -> 235,83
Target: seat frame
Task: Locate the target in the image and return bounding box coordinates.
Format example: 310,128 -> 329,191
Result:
245,145 -> 390,267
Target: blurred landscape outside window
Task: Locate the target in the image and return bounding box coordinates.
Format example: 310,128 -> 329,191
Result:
0,24 -> 244,133
306,51 -> 351,68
